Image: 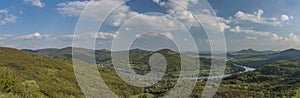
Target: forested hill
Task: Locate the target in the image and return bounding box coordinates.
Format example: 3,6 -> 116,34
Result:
0,47 -> 84,97
229,48 -> 300,68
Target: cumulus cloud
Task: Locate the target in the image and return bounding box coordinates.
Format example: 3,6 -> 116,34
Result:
234,9 -> 291,26
229,26 -> 281,40
57,0 -> 182,31
229,26 -> 299,42
14,32 -> 49,40
281,14 -> 289,21
56,0 -> 298,50
57,0 -> 129,23
57,0 -> 232,33
24,0 -> 45,7
57,32 -> 120,40
154,0 -> 231,32
152,0 -> 166,6
0,9 -> 17,25
287,33 -> 300,42
121,14 -> 179,31
57,1 -> 86,17
97,32 -> 120,39
194,13 -> 232,32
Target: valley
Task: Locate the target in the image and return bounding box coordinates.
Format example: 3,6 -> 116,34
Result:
0,47 -> 300,97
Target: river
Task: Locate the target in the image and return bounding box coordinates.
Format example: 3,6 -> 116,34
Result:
119,63 -> 256,80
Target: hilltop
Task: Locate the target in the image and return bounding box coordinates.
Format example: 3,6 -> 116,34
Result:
230,48 -> 300,68
228,48 -> 275,59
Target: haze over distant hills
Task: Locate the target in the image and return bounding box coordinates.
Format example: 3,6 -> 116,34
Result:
23,47 -> 300,59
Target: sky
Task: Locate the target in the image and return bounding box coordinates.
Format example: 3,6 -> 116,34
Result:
0,0 -> 300,51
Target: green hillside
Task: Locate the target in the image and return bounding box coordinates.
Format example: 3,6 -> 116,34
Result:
230,48 -> 300,68
18,47 -> 300,97
214,59 -> 300,97
0,47 -> 84,98
28,48 -> 243,77
228,48 -> 275,59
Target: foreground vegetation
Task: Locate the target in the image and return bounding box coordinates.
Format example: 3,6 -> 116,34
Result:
215,59 -> 300,97
0,47 -> 84,97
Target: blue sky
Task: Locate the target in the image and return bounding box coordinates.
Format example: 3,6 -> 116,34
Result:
0,0 -> 299,51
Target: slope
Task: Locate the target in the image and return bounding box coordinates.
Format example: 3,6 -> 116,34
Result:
0,47 -> 84,98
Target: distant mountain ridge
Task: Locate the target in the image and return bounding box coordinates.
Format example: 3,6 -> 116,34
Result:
228,48 -> 275,59
23,47 -> 300,69
230,48 -> 300,68
25,47 -> 300,60
237,48 -> 261,53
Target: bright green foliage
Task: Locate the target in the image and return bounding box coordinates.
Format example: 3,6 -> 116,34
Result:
0,47 -> 84,97
0,67 -> 23,94
213,60 -> 300,97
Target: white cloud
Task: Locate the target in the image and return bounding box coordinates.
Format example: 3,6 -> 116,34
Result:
57,0 -> 177,29
57,0 -> 129,23
281,14 -> 289,21
57,0 -> 231,33
57,1 -> 86,17
14,32 -> 49,40
234,9 -> 291,26
57,32 -> 120,40
155,0 -> 231,32
219,22 -> 231,32
290,16 -> 294,19
97,32 -> 120,39
164,1 -> 197,28
229,26 -> 300,42
194,13 -> 232,32
287,33 -> 299,42
122,14 -> 179,31
135,32 -> 174,39
245,36 -> 257,40
0,9 -> 17,25
229,26 -> 280,40
24,0 -> 45,7
152,0 -> 166,6
229,26 -> 241,33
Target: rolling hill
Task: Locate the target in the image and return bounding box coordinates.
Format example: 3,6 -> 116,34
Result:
215,59 -> 300,97
26,47 -> 243,77
230,48 -> 300,68
228,48 -> 275,59
3,46 -> 300,97
0,47 -> 84,97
